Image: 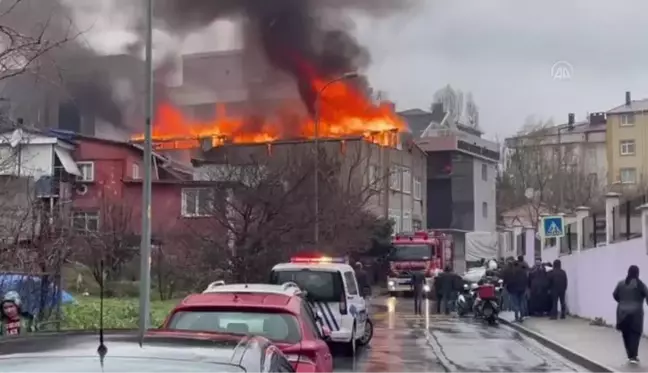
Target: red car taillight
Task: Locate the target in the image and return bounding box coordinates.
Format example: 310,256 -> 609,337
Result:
340,294 -> 348,315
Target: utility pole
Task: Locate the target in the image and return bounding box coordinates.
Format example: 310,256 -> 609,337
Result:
138,0 -> 154,339
313,72 -> 359,244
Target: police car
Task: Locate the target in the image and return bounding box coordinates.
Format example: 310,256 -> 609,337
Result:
269,255 -> 373,355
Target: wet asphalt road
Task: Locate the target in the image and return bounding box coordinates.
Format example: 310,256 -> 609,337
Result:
333,297 -> 588,372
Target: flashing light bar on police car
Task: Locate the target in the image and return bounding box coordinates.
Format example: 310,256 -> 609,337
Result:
290,256 -> 348,264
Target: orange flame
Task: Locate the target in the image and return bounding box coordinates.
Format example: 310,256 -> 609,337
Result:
131,76 -> 406,149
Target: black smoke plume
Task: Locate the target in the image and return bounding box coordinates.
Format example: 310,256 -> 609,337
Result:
0,0 -> 130,129
153,0 -> 418,114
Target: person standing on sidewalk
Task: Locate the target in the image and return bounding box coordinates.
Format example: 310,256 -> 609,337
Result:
503,261 -> 527,322
411,270 -> 426,315
547,259 -> 568,319
613,265 -> 648,365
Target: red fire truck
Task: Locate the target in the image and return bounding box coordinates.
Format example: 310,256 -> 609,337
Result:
386,231 -> 454,297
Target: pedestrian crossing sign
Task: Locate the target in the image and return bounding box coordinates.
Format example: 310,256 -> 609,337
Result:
542,216 -> 565,238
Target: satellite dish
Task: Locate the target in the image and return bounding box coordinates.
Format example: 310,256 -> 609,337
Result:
524,188 -> 535,200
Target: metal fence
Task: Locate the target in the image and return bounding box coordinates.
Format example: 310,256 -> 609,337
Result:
612,195 -> 646,243
0,271 -> 64,333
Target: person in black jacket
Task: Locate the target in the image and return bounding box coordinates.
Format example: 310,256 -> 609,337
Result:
613,265 -> 648,364
411,270 -> 426,315
434,266 -> 462,315
547,259 -> 568,319
503,261 -> 527,322
528,259 -> 549,316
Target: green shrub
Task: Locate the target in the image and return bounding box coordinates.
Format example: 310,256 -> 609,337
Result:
57,296 -> 179,330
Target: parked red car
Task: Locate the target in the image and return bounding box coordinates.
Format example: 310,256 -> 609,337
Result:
160,282 -> 333,373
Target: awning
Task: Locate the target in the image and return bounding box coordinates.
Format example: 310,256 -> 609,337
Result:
54,147 -> 81,176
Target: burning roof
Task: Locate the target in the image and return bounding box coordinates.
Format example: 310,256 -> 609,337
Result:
131,73 -> 406,150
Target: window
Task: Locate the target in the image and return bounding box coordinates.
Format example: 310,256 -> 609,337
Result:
482,202 -> 488,218
343,271 -> 358,295
389,166 -> 401,191
368,164 -> 380,190
621,113 -> 635,126
167,310 -> 301,344
389,212 -> 401,233
72,211 -> 99,232
389,244 -> 434,260
76,162 -> 94,182
402,212 -> 412,232
402,167 -> 411,194
132,163 -> 140,179
620,168 -> 637,184
413,178 -> 422,200
270,270 -> 343,302
181,188 -> 214,217
481,163 -> 488,181
620,140 -> 636,156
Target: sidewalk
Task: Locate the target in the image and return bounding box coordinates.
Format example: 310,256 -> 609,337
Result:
500,312 -> 648,372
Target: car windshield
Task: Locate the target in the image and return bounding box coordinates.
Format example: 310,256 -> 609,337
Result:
389,244 -> 433,261
270,269 -> 343,302
0,357 -> 245,372
167,310 -> 301,344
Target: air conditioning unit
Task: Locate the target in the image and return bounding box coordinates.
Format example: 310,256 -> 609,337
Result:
75,184 -> 88,196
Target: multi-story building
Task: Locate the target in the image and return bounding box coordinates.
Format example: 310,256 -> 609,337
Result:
0,127 -> 79,243
401,104 -> 499,233
60,132 -> 209,241
505,112 -> 607,190
190,136 -> 427,233
606,91 -> 648,187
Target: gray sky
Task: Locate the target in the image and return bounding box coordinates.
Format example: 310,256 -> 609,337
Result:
68,0 -> 648,139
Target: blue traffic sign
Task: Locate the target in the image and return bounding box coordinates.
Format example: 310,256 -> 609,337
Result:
542,216 -> 565,238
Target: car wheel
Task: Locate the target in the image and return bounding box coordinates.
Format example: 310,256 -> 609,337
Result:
358,318 -> 373,346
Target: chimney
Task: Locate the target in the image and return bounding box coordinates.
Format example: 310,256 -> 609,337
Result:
625,91 -> 631,106
568,113 -> 575,126
589,112 -> 606,125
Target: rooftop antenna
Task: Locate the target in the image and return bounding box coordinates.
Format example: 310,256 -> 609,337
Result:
97,259 -> 108,369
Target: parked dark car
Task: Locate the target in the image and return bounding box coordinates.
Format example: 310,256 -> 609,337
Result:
0,330 -> 296,372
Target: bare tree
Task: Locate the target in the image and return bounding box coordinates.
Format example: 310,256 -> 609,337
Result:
499,117 -> 602,227
464,92 -> 479,128
433,85 -> 482,129
0,0 -> 79,82
433,85 -> 464,126
72,195 -> 137,288
181,141 -> 388,283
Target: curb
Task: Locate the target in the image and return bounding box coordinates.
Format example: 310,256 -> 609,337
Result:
498,317 -> 614,372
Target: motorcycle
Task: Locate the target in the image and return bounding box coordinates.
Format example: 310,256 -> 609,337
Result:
473,282 -> 500,325
457,283 -> 477,316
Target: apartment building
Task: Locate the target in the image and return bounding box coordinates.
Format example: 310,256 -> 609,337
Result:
192,136 -> 427,233
505,112 -> 608,189
401,104 -> 499,232
606,91 -> 648,187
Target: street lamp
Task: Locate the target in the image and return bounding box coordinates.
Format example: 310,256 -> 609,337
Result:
138,0 -> 154,339
313,71 -> 359,244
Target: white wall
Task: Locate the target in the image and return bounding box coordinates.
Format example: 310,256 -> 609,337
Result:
542,239 -> 648,336
0,143 -> 53,179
